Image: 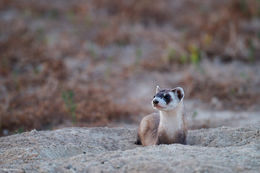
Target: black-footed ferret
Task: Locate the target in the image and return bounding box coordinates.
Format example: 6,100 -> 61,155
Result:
135,86 -> 187,146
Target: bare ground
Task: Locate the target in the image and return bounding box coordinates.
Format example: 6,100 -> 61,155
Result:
0,124 -> 259,172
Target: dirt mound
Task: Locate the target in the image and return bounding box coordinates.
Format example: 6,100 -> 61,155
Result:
0,124 -> 259,172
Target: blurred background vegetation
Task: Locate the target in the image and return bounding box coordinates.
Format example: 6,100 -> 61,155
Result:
0,0 -> 259,135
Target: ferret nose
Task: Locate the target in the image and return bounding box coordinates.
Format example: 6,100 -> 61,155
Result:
153,100 -> 159,105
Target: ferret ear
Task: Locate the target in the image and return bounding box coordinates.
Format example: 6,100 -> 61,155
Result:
172,87 -> 185,101
156,85 -> 161,93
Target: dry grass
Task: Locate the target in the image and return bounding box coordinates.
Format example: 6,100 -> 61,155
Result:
0,84 -> 142,134
0,0 -> 259,135
0,19 -> 140,135
181,75 -> 260,110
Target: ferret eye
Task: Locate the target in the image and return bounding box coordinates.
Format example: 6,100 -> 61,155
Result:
153,96 -> 155,98
163,94 -> 171,100
163,94 -> 171,104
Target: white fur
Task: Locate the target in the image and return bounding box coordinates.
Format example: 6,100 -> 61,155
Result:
167,91 -> 179,110
159,101 -> 184,139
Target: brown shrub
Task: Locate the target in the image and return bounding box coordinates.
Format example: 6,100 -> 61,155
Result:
94,0 -> 170,24
179,74 -> 260,110
0,85 -> 142,135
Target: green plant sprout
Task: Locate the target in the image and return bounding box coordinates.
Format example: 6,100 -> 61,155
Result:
248,39 -> 255,63
180,54 -> 188,64
135,48 -> 142,65
15,127 -> 24,134
189,44 -> 201,65
167,48 -> 176,63
192,111 -> 198,119
62,90 -> 77,123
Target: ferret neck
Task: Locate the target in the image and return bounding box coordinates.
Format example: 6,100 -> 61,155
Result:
159,101 -> 184,131
159,101 -> 184,118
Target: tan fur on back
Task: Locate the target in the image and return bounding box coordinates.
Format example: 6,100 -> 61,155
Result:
138,113 -> 160,146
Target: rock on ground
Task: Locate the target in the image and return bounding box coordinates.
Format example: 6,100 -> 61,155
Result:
0,124 -> 260,173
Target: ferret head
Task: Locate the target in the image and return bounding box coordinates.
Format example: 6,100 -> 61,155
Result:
152,86 -> 184,111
